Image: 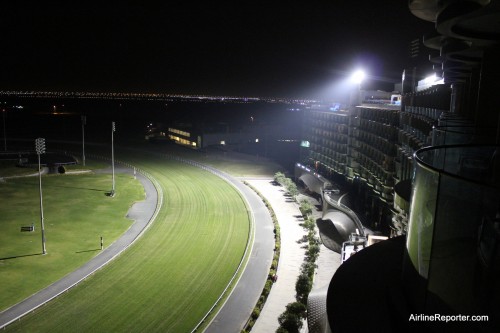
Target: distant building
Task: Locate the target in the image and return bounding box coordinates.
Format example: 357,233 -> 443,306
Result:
167,125 -> 201,148
164,122 -> 297,150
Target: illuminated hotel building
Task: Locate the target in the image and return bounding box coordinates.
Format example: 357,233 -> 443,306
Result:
301,91 -> 409,234
301,82 -> 455,233
304,1 -> 500,332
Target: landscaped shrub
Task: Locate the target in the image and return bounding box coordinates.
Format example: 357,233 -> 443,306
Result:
301,216 -> 316,231
301,261 -> 316,280
285,302 -> 307,318
275,301 -> 307,332
286,181 -> 299,199
273,171 -> 286,185
299,200 -> 313,217
251,308 -> 260,320
295,272 -> 312,304
307,230 -> 318,244
263,280 -> 273,297
306,243 -> 320,262
281,177 -> 292,189
246,319 -> 255,330
277,311 -> 303,333
257,295 -> 265,309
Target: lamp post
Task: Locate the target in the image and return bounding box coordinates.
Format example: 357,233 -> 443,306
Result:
111,121 -> 116,196
2,108 -> 6,151
81,116 -> 86,166
35,138 -> 47,255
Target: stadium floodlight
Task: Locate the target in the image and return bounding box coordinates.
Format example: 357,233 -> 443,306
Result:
348,69 -> 367,109
350,69 -> 366,84
2,108 -> 6,151
35,138 -> 47,255
111,121 -> 116,196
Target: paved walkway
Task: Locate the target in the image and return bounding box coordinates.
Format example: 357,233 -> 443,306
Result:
246,179 -> 308,333
242,180 -> 342,333
0,166 -> 158,329
302,196 -> 342,293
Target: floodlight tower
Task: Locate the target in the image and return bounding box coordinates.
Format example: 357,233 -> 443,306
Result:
111,121 -> 116,196
2,108 -> 6,151
350,69 -> 366,107
35,138 -> 47,255
81,116 -> 86,166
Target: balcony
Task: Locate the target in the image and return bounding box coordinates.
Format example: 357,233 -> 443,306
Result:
403,144 -> 500,318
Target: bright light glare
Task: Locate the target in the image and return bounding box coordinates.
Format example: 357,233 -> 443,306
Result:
423,73 -> 437,84
351,70 -> 365,84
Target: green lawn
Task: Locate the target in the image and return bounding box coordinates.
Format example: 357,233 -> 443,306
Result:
0,160 -> 38,178
149,145 -> 284,177
5,151 -> 251,333
0,171 -> 144,311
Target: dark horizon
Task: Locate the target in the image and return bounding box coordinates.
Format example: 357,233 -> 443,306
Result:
0,2 -> 431,99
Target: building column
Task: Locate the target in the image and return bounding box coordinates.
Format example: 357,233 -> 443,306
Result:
476,46 -> 500,143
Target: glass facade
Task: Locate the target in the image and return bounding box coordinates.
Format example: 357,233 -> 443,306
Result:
405,145 -> 500,314
302,102 -> 437,232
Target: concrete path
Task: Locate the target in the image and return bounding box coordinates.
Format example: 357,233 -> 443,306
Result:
313,245 -> 340,289
240,180 -> 342,333
0,166 -> 158,329
303,196 -> 341,292
244,179 -> 308,333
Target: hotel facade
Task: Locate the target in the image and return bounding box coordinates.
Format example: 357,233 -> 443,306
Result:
303,1 -> 500,332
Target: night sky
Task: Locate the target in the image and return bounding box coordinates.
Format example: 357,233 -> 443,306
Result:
1,2 -> 432,99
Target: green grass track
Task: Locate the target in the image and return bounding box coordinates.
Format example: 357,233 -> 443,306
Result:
5,151 -> 250,332
0,171 -> 144,311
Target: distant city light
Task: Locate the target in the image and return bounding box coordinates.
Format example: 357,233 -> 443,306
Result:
0,91 -> 318,105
